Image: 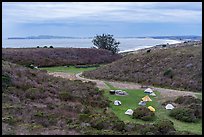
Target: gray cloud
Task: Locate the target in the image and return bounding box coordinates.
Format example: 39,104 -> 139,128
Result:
2,2 -> 202,24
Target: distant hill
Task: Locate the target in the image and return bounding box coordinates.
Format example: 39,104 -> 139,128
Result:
83,41 -> 202,92
150,35 -> 201,41
8,35 -> 81,39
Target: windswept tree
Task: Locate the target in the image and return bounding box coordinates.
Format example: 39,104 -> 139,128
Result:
92,34 -> 120,54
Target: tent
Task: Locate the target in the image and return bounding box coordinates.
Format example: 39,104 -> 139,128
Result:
149,92 -> 156,96
144,88 -> 153,94
138,101 -> 146,106
115,90 -> 123,93
142,95 -> 152,102
114,100 -> 121,106
148,106 -> 155,112
115,90 -> 128,96
125,109 -> 134,116
165,104 -> 174,110
109,90 -> 115,95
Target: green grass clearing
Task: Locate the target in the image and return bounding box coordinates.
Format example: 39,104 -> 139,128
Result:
195,93 -> 202,100
104,82 -> 202,135
39,66 -> 99,74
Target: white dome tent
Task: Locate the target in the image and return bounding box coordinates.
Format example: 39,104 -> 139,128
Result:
114,100 -> 122,106
138,101 -> 146,106
165,104 -> 175,110
144,88 -> 153,94
125,109 -> 134,115
149,92 -> 156,96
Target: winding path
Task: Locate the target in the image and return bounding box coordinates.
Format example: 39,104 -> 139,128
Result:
48,72 -> 201,101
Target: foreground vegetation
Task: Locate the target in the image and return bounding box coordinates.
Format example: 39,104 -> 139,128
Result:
2,60 -> 109,134
83,41 -> 202,92
2,48 -> 122,67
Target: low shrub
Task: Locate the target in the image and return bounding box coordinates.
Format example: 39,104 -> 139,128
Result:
79,114 -> 91,123
2,74 -> 11,91
88,113 -> 125,131
25,88 -> 44,100
189,103 -> 202,119
25,64 -> 35,69
132,106 -> 155,121
59,91 -> 72,101
154,119 -> 176,135
174,95 -> 202,105
169,107 -> 197,122
163,68 -> 174,79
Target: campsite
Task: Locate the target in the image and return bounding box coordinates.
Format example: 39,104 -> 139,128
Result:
103,83 -> 202,134
38,65 -> 202,134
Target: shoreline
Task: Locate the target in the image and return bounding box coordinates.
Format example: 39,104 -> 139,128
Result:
3,38 -> 200,52
119,40 -> 201,55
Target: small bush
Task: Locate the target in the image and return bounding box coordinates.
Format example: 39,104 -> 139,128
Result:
25,88 -> 44,100
59,91 -> 72,101
89,113 -> 125,131
132,106 -> 155,121
2,74 -> 11,91
34,111 -> 44,117
163,68 -> 174,79
49,46 -> 53,48
79,114 -> 91,122
43,46 -> 48,48
169,107 -> 197,122
37,46 -> 40,48
154,119 -> 176,135
25,64 -> 35,69
2,116 -> 17,125
174,95 -> 202,105
189,103 -> 202,119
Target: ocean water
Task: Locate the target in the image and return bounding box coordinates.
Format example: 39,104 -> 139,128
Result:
2,38 -> 182,52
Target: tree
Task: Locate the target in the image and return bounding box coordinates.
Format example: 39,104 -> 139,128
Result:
92,34 -> 120,54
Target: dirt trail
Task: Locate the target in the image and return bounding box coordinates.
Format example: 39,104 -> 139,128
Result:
48,72 -> 109,89
48,72 -> 200,101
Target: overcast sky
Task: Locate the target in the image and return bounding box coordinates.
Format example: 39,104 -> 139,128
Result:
2,2 -> 202,38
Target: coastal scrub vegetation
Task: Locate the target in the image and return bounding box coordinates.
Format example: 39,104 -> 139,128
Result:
83,41 -> 202,92
2,48 -> 122,67
168,96 -> 202,123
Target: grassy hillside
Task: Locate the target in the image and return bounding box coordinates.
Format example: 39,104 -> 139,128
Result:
2,48 -> 122,67
83,41 -> 202,92
2,60 -> 117,135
